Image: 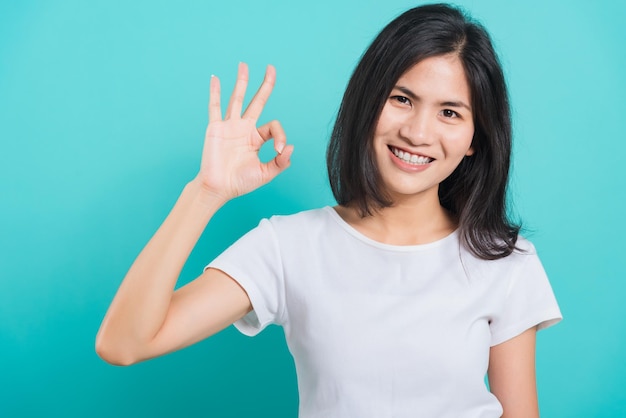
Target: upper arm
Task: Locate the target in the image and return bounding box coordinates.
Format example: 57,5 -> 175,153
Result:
488,326 -> 539,418
140,268 -> 252,362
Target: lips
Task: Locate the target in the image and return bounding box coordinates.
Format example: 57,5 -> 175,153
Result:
389,146 -> 434,165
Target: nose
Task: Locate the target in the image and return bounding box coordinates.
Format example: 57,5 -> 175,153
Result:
399,110 -> 434,145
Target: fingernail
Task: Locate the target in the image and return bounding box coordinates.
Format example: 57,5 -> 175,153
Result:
277,143 -> 285,154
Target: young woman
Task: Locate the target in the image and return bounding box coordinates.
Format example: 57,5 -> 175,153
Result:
96,4 -> 561,417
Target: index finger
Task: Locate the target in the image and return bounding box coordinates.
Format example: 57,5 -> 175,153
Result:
242,65 -> 276,121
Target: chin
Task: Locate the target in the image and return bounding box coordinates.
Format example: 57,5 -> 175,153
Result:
385,184 -> 439,202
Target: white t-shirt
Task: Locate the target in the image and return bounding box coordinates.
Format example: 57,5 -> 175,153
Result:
206,207 -> 562,418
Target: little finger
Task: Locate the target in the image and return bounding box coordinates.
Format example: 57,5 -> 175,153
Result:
208,75 -> 222,123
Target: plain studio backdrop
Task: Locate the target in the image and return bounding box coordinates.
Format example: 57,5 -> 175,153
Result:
1,0 -> 624,416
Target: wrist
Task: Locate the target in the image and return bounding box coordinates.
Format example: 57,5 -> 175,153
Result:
185,177 -> 229,213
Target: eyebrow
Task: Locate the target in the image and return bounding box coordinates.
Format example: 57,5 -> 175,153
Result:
394,85 -> 472,111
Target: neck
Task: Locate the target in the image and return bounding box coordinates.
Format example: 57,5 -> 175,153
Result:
336,193 -> 457,246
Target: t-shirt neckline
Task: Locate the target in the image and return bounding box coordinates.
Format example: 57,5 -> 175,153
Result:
322,206 -> 460,252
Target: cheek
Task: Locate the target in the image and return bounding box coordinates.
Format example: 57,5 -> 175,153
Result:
375,104 -> 405,136
450,126 -> 475,156
374,110 -> 391,137
464,127 -> 475,155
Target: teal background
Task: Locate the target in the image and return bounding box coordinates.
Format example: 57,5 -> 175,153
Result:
1,0 -> 624,416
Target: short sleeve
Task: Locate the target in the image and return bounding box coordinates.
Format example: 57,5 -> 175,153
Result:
489,248 -> 562,346
205,218 -> 285,336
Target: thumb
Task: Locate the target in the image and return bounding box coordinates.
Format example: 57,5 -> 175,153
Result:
261,144 -> 294,183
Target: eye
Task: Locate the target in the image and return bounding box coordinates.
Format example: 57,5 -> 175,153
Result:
441,109 -> 460,118
391,95 -> 411,106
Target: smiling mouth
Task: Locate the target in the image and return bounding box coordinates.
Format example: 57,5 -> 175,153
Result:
389,146 -> 434,165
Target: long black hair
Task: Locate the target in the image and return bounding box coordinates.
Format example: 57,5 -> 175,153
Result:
326,3 -> 520,260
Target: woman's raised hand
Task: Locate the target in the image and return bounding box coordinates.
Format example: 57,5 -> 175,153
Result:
196,62 -> 294,203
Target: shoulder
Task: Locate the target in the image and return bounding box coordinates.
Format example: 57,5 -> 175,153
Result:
459,235 -> 541,281
255,207 -> 342,256
266,206 -> 335,231
513,235 -> 537,256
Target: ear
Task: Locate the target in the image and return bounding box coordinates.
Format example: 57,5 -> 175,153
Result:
465,145 -> 475,156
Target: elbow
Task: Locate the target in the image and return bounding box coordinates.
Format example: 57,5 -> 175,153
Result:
95,331 -> 141,367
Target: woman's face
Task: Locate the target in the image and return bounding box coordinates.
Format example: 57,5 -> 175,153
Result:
373,54 -> 475,203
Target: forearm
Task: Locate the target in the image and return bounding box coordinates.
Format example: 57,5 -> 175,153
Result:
96,178 -> 224,364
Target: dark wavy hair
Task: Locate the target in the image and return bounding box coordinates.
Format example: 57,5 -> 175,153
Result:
326,3 -> 520,260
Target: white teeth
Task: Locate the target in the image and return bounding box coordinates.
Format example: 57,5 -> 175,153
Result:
391,147 -> 432,165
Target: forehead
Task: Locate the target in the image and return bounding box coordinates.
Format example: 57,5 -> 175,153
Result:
395,54 -> 471,101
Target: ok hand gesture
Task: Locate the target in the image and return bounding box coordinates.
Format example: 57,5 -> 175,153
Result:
197,62 -> 294,203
